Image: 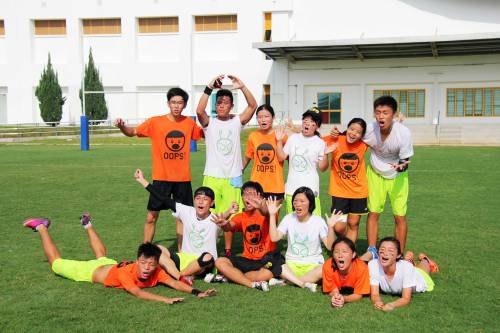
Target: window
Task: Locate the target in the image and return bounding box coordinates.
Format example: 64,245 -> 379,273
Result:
138,17 -> 179,33
34,19 -> 66,36
263,13 -> 271,42
317,92 -> 341,124
0,20 -> 4,36
447,88 -> 500,117
373,89 -> 425,117
263,84 -> 271,105
194,15 -> 237,32
82,18 -> 121,35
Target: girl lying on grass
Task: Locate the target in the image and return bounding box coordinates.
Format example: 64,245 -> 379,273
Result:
368,236 -> 439,311
322,236 -> 371,308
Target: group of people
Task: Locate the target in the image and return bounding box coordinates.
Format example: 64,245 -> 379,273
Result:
24,74 -> 439,310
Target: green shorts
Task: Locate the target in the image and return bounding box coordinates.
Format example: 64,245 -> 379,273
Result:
367,165 -> 409,216
51,257 -> 118,282
203,175 -> 244,214
415,267 -> 435,292
286,261 -> 321,277
285,195 -> 322,217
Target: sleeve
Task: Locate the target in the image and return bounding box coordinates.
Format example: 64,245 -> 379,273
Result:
398,126 -> 414,160
322,135 -> 337,145
402,262 -> 418,289
230,214 -> 243,232
362,123 -> 375,146
317,217 -> 328,239
283,135 -> 293,156
117,268 -> 139,292
353,261 -> 371,295
322,259 -> 337,294
277,215 -> 290,235
317,139 -> 327,161
191,122 -> 204,141
135,118 -> 152,138
368,260 -> 381,286
171,202 -> 189,219
145,184 -> 176,211
156,268 -> 171,285
245,134 -> 255,159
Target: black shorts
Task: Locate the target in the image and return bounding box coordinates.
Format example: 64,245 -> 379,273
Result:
147,181 -> 193,212
331,196 -> 368,215
229,251 -> 285,278
263,192 -> 285,201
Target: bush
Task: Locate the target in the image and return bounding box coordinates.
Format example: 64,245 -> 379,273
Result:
35,54 -> 66,126
79,48 -> 108,121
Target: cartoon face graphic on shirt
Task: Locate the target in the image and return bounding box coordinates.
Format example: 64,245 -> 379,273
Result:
165,130 -> 186,152
216,130 -> 233,155
338,152 -> 360,173
256,143 -> 275,165
291,147 -> 309,172
290,233 -> 310,257
244,224 -> 262,245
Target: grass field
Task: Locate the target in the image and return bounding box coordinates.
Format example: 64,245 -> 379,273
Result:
1,136 -> 499,332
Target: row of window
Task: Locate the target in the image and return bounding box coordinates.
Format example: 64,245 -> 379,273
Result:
0,14 -> 271,36
316,88 -> 500,124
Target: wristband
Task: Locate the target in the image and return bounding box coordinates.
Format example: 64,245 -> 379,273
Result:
191,288 -> 202,296
204,86 -> 213,96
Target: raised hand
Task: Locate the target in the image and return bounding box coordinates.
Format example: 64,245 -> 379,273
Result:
228,201 -> 239,215
134,168 -> 144,181
325,209 -> 344,228
197,288 -> 218,298
325,143 -> 338,155
227,74 -> 244,90
266,196 -> 282,216
275,126 -> 286,141
246,195 -> 264,210
211,213 -> 229,228
330,125 -> 340,138
114,118 -> 125,128
209,75 -> 225,89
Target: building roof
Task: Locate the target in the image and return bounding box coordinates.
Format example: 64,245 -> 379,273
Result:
253,32 -> 500,62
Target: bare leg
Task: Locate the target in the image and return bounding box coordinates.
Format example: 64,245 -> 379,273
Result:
157,245 -> 181,279
37,226 -> 61,266
85,225 -> 106,259
417,259 -> 431,274
345,214 -> 361,243
244,268 -> 273,282
299,265 -> 323,283
280,264 -> 305,288
224,231 -> 234,254
176,218 -> 183,251
394,215 -> 407,252
144,211 -> 159,243
215,257 -> 252,288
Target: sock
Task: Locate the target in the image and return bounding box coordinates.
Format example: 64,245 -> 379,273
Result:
251,282 -> 258,289
83,222 -> 92,229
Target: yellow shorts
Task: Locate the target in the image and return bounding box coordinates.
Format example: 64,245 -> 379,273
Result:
415,267 -> 435,292
177,252 -> 199,271
51,257 -> 117,282
203,176 -> 244,214
286,261 -> 321,277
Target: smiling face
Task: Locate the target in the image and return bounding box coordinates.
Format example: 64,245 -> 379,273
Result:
292,193 -> 311,220
136,255 -> 159,281
346,123 -> 364,144
193,194 -> 213,219
168,96 -> 186,118
378,240 -> 401,269
216,96 -> 233,119
256,109 -> 274,131
374,105 -> 396,132
301,116 -> 318,137
333,241 -> 355,273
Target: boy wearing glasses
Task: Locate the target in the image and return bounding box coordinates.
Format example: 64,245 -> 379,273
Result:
115,88 -> 203,249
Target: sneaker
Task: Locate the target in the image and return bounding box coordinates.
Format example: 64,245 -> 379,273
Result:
418,253 -> 440,273
269,278 -> 286,286
367,246 -> 379,260
304,282 -> 317,293
253,281 -> 269,292
179,275 -> 194,286
23,218 -> 50,231
80,213 -> 92,226
204,273 -> 227,283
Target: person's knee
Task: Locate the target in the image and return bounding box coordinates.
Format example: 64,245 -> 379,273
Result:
146,212 -> 159,225
197,252 -> 214,270
394,216 -> 407,225
215,257 -> 230,270
156,245 -> 171,257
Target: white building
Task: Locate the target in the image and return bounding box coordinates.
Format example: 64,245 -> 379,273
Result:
1,0 -> 500,144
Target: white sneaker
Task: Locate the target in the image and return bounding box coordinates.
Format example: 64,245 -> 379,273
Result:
204,273 -> 215,283
253,281 -> 270,292
304,282 -> 317,293
269,278 -> 286,286
204,273 -> 227,283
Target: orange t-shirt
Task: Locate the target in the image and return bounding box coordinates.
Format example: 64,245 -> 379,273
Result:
245,131 -> 287,194
323,135 -> 368,198
103,261 -> 171,292
136,115 -> 203,181
231,210 -> 277,260
322,258 -> 370,295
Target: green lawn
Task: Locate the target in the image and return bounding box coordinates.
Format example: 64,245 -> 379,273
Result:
1,138 -> 499,332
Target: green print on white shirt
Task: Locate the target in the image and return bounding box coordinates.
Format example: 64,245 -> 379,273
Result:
216,130 -> 233,156
290,232 -> 311,257
291,147 -> 309,173
188,224 -> 208,249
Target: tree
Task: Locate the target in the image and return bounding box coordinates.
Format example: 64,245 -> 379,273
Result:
79,48 -> 108,121
35,54 -> 66,126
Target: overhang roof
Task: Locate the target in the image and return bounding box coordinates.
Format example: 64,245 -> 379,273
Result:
253,32 -> 500,62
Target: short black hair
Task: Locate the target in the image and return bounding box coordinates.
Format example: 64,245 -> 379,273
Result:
374,95 -> 397,113
137,242 -> 162,261
291,186 -> 316,214
241,181 -> 264,197
216,89 -> 233,104
256,104 -> 275,117
347,117 -> 367,136
377,236 -> 402,260
330,236 -> 358,271
167,87 -> 189,103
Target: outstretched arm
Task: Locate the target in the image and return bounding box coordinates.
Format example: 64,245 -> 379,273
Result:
127,287 -> 183,304
266,197 -> 284,242
323,209 -> 343,250
380,287 -> 412,311
134,169 -> 176,211
196,75 -> 224,128
228,75 -> 257,125
114,118 -> 137,137
163,278 -> 217,299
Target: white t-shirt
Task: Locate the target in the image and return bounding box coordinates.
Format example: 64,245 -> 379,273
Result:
363,121 -> 413,179
283,133 -> 326,196
172,203 -> 221,259
368,259 -> 428,294
203,116 -> 243,178
277,213 -> 328,264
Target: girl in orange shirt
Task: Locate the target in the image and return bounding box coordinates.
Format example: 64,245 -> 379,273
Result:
323,118 -> 368,242
322,236 -> 370,308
